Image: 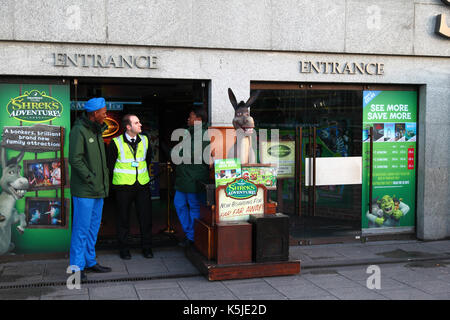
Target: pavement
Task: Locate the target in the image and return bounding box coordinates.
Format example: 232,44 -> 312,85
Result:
0,238 -> 449,300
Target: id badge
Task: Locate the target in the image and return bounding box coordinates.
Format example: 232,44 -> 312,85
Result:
131,161 -> 139,168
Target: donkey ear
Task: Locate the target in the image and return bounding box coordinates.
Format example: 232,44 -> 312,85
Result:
16,150 -> 25,164
228,88 -> 238,110
1,146 -> 7,169
245,90 -> 261,108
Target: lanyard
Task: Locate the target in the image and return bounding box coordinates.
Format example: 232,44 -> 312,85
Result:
126,140 -> 137,160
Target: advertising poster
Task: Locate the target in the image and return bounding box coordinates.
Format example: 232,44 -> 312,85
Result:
217,178 -> 266,222
362,91 -> 417,231
214,158 -> 242,187
0,84 -> 71,255
260,140 -> 295,178
241,165 -> 277,190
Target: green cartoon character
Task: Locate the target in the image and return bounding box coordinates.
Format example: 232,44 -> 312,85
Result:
366,195 -> 410,228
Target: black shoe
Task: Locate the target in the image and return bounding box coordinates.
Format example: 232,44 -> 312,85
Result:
119,249 -> 132,260
85,263 -> 112,273
72,270 -> 88,283
80,270 -> 88,282
178,238 -> 194,248
142,248 -> 153,259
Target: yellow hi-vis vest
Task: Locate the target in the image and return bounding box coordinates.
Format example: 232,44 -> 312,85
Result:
112,134 -> 150,185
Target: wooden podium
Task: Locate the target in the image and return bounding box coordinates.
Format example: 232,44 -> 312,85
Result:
186,180 -> 301,281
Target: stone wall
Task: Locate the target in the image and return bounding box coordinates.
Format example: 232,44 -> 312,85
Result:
0,0 -> 448,56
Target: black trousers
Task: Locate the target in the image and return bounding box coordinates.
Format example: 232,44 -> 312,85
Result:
114,184 -> 152,250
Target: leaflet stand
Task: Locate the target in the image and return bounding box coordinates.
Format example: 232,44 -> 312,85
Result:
185,178 -> 301,281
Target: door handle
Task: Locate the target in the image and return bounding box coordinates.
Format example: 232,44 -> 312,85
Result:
296,126 -> 303,217
312,127 -> 316,217
369,126 -> 374,213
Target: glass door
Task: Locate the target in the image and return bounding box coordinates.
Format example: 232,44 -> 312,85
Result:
251,85 -> 363,242
298,90 -> 363,240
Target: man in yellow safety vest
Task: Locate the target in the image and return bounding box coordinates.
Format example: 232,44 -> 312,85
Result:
107,114 -> 153,260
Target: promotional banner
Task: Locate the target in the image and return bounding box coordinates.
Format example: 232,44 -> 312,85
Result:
214,158 -> 242,187
362,91 -> 417,231
241,165 -> 277,190
260,140 -> 295,178
0,84 -> 71,255
217,178 -> 266,222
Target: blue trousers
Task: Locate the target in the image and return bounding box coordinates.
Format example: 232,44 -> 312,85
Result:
174,191 -> 205,241
70,197 -> 104,271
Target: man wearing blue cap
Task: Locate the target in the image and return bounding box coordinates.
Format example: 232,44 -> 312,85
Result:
68,97 -> 112,282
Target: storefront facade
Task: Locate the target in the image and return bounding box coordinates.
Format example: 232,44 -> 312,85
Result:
0,0 -> 448,256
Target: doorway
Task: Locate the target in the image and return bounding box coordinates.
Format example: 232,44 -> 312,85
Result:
70,77 -> 209,247
251,83 -> 363,243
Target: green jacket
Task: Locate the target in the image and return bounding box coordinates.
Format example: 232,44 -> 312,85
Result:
174,123 -> 210,193
69,113 -> 109,198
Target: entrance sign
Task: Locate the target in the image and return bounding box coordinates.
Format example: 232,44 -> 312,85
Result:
53,53 -> 158,69
300,61 -> 384,75
362,91 -> 417,231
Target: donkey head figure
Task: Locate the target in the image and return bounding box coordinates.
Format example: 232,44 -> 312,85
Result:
0,147 -> 28,201
228,88 -> 260,137
227,88 -> 261,164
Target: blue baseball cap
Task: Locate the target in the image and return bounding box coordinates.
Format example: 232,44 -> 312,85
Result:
84,97 -> 106,112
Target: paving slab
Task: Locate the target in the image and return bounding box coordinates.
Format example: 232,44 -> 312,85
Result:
41,294 -> 90,300
407,280 -> 450,295
133,278 -> 181,290
162,257 -> 199,274
224,281 -> 284,299
387,270 -> 439,284
263,275 -> 311,287
137,287 -> 188,300
338,266 -> 379,281
184,288 -> 238,300
238,293 -> 289,300
378,288 -> 435,300
0,263 -> 45,284
293,295 -> 338,300
356,278 -> 412,290
334,247 -> 380,259
306,274 -> 364,290
124,259 -> 169,275
178,277 -> 230,293
432,292 -> 450,300
89,284 -> 138,300
296,248 -> 348,261
0,287 -> 42,300
270,283 -> 331,299
39,286 -> 88,298
326,286 -> 387,300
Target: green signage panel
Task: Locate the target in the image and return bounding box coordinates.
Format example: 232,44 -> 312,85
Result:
362,91 -> 417,230
0,83 -> 71,255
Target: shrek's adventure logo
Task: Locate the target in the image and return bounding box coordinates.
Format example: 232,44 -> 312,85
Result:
7,90 -> 63,123
225,178 -> 258,200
